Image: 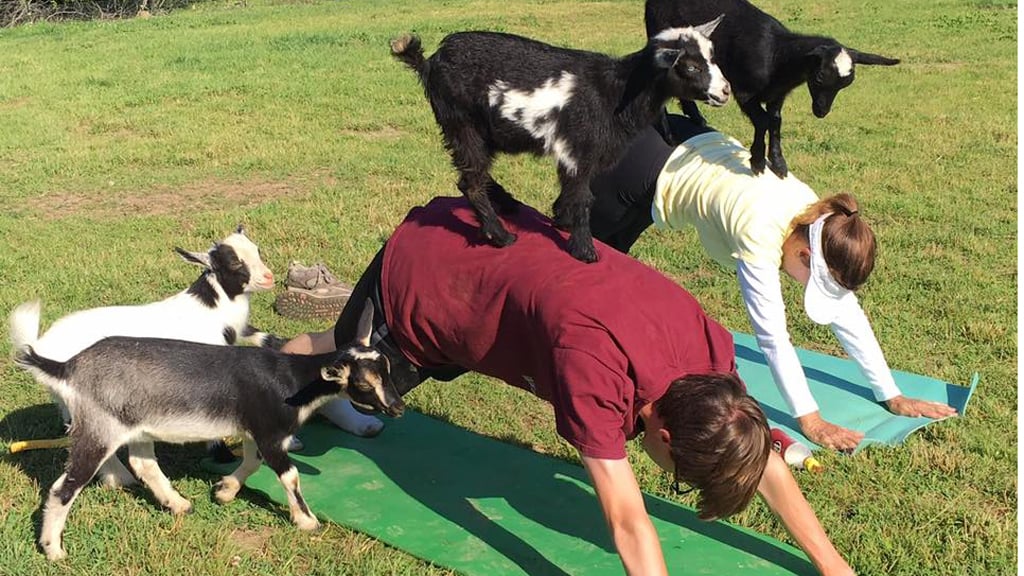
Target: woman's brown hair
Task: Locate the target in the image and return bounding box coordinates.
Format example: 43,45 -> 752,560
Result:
791,193 -> 877,290
654,372 -> 770,520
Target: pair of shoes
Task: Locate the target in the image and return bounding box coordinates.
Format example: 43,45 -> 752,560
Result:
274,261 -> 353,321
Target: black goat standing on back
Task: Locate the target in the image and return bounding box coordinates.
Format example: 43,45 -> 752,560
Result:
646,0 -> 899,178
391,23 -> 729,263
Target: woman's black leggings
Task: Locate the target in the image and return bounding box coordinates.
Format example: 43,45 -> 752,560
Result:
589,114 -> 713,253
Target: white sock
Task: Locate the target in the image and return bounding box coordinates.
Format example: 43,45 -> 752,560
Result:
318,399 -> 384,437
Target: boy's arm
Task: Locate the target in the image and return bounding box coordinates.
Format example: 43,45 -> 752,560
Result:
758,452 -> 855,576
582,455 -> 669,576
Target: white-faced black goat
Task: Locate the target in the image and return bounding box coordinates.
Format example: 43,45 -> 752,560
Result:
391,24 -> 729,263
11,299 -> 403,562
20,226 -> 280,488
646,0 -> 899,177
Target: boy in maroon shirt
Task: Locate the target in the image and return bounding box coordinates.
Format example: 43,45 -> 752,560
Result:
283,197 -> 853,575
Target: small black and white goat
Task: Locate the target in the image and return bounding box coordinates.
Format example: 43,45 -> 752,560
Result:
391,23 -> 729,263
645,0 -> 899,177
11,299 -> 404,562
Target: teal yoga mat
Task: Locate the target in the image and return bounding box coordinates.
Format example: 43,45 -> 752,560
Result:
732,332 -> 977,453
205,411 -> 815,575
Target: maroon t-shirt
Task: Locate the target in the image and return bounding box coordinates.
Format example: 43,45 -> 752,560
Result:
381,197 -> 737,459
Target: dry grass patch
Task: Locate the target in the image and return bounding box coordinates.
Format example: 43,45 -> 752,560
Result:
27,177 -> 321,220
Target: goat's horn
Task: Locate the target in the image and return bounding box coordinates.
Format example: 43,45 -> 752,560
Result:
848,49 -> 900,66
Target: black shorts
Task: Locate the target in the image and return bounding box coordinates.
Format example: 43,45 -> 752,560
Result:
333,246 -> 467,396
589,115 -> 713,253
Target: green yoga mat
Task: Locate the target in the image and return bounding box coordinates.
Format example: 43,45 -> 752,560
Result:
203,334 -> 975,574
205,411 -> 815,575
731,332 -> 977,453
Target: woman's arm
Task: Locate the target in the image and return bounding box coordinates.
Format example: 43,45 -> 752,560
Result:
582,455 -> 669,576
736,262 -> 864,449
830,301 -> 956,419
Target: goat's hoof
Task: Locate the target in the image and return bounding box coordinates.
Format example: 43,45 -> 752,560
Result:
41,541 -> 66,562
484,229 -> 517,248
214,481 -> 240,504
769,162 -> 788,179
295,515 -> 321,532
167,498 -> 193,515
749,159 -> 767,175
570,244 -> 599,264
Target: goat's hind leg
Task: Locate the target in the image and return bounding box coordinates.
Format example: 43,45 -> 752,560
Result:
257,437 -> 320,531
95,452 -> 138,488
444,123 -> 516,247
552,168 -> 599,263
39,436 -> 113,561
486,178 -> 519,215
127,441 -> 192,515
214,436 -> 261,504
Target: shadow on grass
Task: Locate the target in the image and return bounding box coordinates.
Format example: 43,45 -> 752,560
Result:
212,414 -> 817,576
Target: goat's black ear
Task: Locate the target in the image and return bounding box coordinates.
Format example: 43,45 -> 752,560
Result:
174,247 -> 212,269
848,49 -> 900,66
654,47 -> 681,69
285,380 -> 341,407
692,14 -> 723,38
235,223 -> 246,235
356,298 -> 374,347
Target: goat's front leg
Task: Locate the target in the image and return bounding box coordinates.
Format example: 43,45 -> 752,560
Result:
765,98 -> 788,178
241,325 -> 287,350
214,436 -> 261,504
258,437 -> 320,531
39,437 -> 113,561
740,99 -> 771,175
128,441 -> 192,515
553,167 -> 599,264
679,98 -> 707,128
458,171 -> 516,247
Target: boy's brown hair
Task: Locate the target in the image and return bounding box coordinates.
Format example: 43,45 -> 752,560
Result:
792,193 -> 877,291
655,372 -> 770,520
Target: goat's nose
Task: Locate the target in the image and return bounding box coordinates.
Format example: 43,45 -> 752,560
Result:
722,83 -> 731,96
264,271 -> 274,281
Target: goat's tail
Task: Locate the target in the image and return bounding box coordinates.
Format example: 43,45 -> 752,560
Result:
10,300 -> 71,391
390,34 -> 428,81
13,346 -> 69,384
9,300 -> 41,354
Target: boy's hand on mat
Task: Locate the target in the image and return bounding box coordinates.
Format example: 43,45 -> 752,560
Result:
797,413 -> 863,452
885,395 -> 958,419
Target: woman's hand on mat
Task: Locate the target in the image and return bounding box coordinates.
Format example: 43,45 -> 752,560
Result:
797,412 -> 863,451
885,395 -> 958,419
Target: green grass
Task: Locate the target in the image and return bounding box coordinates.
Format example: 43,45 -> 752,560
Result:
0,0 -> 1016,574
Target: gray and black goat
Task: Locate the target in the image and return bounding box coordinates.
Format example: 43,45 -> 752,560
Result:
10,299 -> 403,562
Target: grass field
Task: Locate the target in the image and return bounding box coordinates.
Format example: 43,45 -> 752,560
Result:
0,0 -> 1016,574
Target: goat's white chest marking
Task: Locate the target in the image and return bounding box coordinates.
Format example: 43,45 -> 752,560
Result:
834,49 -> 853,77
488,72 -> 578,175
